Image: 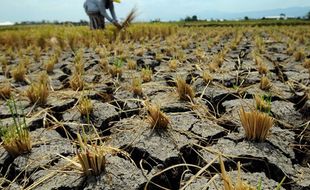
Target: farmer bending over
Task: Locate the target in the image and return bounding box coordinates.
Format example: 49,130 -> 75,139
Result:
84,0 -> 121,29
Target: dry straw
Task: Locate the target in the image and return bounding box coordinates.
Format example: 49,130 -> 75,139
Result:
176,76 -> 195,102
26,72 -> 49,106
0,82 -> 11,99
239,107 -> 273,142
147,104 -> 170,130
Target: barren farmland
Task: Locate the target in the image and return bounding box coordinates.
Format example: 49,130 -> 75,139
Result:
0,24 -> 309,189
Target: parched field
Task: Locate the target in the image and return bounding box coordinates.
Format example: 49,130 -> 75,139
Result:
0,24 -> 309,189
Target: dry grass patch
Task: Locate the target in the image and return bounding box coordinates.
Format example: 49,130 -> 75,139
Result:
127,59 -> 137,70
26,72 -> 49,106
254,55 -> 263,65
33,47 -> 41,62
147,104 -> 170,130
45,55 -> 58,74
260,76 -> 272,91
176,77 -> 195,102
257,63 -> 268,75
202,70 -> 213,84
76,133 -> 121,176
70,73 -> 85,91
109,65 -> 123,78
239,107 -> 273,142
294,49 -> 305,62
0,56 -> 8,73
0,82 -> 11,100
11,62 -> 27,82
141,67 -> 152,82
109,58 -> 123,78
1,99 -> 32,157
131,77 -> 143,96
99,58 -> 109,72
168,59 -> 178,71
78,96 -> 93,116
303,59 -> 310,69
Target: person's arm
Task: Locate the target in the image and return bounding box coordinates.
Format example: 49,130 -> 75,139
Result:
109,2 -> 118,22
98,0 -> 114,23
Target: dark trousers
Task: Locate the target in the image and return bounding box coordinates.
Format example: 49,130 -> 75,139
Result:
88,13 -> 105,30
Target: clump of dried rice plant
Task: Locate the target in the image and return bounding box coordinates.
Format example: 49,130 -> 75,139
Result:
127,59 -> 137,70
33,47 -> 41,62
76,132 -> 122,176
109,65 -> 123,78
303,59 -> 310,69
109,58 -> 123,78
141,67 -> 152,82
134,48 -> 145,57
78,96 -> 93,116
239,107 -> 273,142
260,76 -> 272,91
45,55 -> 58,74
202,70 -> 213,84
147,104 -> 170,130
0,56 -> 8,73
257,63 -> 268,75
176,76 -> 195,102
254,55 -> 263,65
26,72 -> 49,106
208,61 -> 219,73
11,62 -> 27,82
294,49 -> 305,62
0,82 -> 11,100
219,155 -> 256,190
100,58 -> 109,72
70,73 -> 84,91
131,77 -> 143,96
1,98 -> 32,157
168,59 -> 178,71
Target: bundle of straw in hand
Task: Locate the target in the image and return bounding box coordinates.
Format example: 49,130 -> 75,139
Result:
116,7 -> 137,31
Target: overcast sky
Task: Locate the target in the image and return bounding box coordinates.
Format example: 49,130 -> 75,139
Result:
1,0 -> 310,22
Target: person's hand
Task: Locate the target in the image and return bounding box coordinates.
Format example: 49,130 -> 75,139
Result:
113,21 -> 122,29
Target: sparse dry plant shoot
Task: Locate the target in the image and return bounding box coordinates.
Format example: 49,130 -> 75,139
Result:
239,107 -> 273,142
219,155 -> 256,190
176,77 -> 195,102
255,95 -> 271,113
